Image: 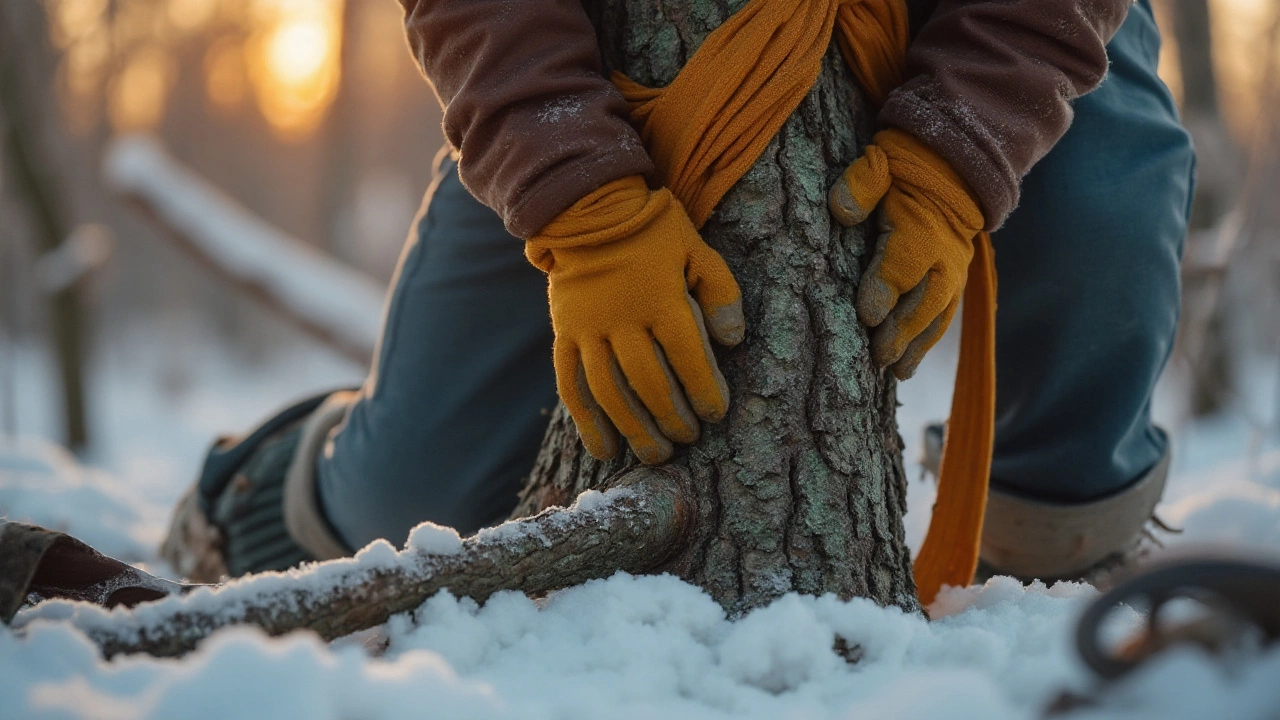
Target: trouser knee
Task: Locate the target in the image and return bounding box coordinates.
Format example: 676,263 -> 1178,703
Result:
989,0 -> 1193,502
316,152 -> 557,549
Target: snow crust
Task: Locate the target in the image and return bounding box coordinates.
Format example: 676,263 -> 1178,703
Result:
3,436 -> 1279,719
4,328 -> 1280,718
13,537 -> 405,643
406,522 -> 464,555
472,487 -> 633,548
4,570 -> 1280,720
567,487 -> 613,512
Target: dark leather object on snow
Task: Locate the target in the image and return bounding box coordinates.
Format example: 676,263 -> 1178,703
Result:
0,521 -> 197,624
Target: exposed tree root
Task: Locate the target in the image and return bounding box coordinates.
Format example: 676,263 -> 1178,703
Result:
64,468 -> 692,659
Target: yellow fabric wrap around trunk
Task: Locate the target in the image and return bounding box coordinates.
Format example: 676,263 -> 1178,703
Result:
610,0 -> 997,607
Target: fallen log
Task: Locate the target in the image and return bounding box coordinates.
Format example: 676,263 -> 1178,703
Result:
12,469 -> 692,659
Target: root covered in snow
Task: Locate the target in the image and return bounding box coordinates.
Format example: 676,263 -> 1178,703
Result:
26,468 -> 692,659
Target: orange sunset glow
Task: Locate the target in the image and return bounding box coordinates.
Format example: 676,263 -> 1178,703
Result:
43,0 -> 1280,142
51,0 -> 343,139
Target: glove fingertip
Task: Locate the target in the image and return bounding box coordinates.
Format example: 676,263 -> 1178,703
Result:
828,181 -> 867,227
681,364 -> 730,424
706,368 -> 732,423
580,424 -> 621,461
891,357 -> 921,381
856,277 -> 895,328
568,361 -> 622,460
705,298 -> 746,347
870,323 -> 907,370
632,437 -> 675,466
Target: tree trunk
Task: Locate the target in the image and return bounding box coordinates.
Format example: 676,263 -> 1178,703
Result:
1168,0 -> 1240,417
0,3 -> 90,450
514,0 -> 918,616
319,0 -> 361,258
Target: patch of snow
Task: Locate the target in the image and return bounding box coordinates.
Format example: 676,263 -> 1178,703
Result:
5,320 -> 1280,718
568,487 -> 627,513
472,487 -> 634,548
0,623 -> 504,720
406,522 -> 464,556
473,519 -> 551,549
0,436 -> 164,561
1164,476 -> 1280,553
6,571 -> 1278,720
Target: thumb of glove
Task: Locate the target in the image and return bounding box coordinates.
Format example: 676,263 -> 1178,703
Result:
684,239 -> 745,347
829,144 -> 892,227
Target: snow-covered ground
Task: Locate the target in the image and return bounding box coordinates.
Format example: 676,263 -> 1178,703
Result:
2,324 -> 1279,719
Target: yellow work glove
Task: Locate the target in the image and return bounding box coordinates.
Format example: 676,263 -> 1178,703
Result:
527,176 -> 745,465
828,128 -> 985,380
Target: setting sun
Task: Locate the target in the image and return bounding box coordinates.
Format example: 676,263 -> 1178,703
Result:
246,0 -> 342,138
264,18 -> 330,85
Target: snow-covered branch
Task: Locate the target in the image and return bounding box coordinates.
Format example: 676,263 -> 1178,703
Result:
28,469 -> 692,659
103,135 -> 385,364
34,224 -> 114,294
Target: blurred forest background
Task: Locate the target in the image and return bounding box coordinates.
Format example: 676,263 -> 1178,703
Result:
1,0 -> 1279,476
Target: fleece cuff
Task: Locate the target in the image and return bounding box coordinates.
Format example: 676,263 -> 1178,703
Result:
283,390 -> 359,561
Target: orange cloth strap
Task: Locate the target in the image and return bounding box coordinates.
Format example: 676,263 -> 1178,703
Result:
834,1 -> 909,107
610,0 -> 995,607
912,233 -> 996,605
611,0 -> 908,228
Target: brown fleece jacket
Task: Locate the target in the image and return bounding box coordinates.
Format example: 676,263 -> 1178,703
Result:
400,0 -> 653,238
886,0 -> 1130,229
399,0 -> 1131,237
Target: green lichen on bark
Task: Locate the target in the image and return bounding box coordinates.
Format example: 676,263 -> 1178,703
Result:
517,0 -> 919,616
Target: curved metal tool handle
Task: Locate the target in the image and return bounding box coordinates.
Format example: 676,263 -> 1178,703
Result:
1075,556 -> 1280,680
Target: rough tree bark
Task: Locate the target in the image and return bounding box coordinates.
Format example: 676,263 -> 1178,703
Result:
514,0 -> 918,616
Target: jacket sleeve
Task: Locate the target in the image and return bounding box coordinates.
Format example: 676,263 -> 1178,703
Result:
879,0 -> 1131,230
400,0 -> 654,238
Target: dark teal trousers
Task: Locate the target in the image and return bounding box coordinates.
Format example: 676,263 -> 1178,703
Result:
316,0 -> 1194,549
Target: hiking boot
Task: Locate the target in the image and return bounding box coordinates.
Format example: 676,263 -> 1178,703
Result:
919,423 -> 1174,587
160,390 -> 358,582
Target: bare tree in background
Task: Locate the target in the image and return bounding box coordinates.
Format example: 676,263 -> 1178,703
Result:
1171,0 -> 1280,431
320,0 -> 360,258
0,3 -> 90,449
1170,0 -> 1239,228
1227,4 -> 1280,438
1168,0 -> 1243,417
